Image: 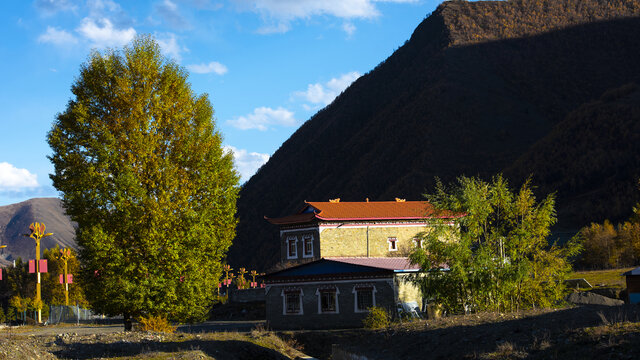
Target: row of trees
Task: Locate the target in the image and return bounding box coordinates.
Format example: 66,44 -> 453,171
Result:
410,176 -> 580,314
0,246 -> 85,322
573,209 -> 640,270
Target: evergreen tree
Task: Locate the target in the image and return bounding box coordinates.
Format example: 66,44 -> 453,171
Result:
48,36 -> 239,329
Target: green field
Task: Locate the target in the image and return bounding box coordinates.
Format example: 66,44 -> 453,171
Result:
569,267 -> 634,288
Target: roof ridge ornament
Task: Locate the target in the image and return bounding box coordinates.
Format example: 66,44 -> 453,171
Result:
329,198 -> 340,203
395,198 -> 406,202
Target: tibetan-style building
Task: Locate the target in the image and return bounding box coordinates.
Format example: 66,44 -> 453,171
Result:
265,199 -> 458,268
263,199 -> 459,329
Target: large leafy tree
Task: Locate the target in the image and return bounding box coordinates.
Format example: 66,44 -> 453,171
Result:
48,36 -> 239,328
410,175 -> 579,314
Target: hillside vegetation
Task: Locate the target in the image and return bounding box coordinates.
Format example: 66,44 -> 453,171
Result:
230,0 -> 640,271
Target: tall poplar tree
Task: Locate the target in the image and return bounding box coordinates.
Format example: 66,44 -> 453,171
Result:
48,36 -> 239,328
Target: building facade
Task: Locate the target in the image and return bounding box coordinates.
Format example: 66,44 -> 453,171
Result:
263,199 -> 459,329
266,199 -> 456,268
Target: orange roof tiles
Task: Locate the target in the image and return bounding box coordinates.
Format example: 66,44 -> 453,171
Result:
266,200 -> 461,225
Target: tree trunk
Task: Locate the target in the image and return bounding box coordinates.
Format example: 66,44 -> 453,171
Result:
124,313 -> 133,331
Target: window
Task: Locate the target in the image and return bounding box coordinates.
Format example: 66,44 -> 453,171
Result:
286,236 -> 297,259
281,288 -> 303,315
388,237 -> 398,251
413,238 -> 424,248
353,284 -> 377,312
303,234 -> 314,258
316,287 -> 340,314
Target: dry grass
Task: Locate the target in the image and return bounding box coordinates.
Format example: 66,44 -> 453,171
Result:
569,267 -> 633,288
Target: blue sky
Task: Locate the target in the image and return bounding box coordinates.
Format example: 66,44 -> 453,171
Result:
0,0 -> 444,206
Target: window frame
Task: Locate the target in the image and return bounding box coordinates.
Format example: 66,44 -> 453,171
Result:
302,234 -> 314,258
281,288 -> 304,315
286,235 -> 298,259
413,237 -> 424,249
316,286 -> 340,314
352,284 -> 377,313
388,237 -> 398,251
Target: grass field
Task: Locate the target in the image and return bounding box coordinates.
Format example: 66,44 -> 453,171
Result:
569,267 -> 634,288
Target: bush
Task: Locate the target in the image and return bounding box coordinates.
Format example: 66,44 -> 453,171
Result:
0,307 -> 5,324
136,315 -> 177,333
363,306 -> 390,329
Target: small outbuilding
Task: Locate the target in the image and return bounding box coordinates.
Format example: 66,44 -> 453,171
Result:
264,257 -> 423,330
623,267 -> 640,304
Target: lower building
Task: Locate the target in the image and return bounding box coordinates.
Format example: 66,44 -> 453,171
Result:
264,257 -> 422,330
623,267 -> 640,304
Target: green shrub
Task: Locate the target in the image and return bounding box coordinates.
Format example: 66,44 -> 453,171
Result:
363,306 -> 390,329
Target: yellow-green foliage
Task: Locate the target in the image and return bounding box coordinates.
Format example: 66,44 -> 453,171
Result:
47,35 -> 240,323
363,306 -> 390,329
442,0 -> 640,46
137,315 -> 177,333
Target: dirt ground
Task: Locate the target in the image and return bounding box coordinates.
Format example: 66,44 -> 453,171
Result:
285,305 -> 640,359
3,305 -> 640,359
0,324 -> 304,360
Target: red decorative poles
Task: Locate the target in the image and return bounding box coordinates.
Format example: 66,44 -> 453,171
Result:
58,248 -> 73,306
24,222 -> 52,323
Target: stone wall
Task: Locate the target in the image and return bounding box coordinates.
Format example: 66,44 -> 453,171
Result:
229,288 -> 266,303
266,278 -> 396,330
279,227 -> 321,267
395,273 -> 423,309
320,223 -> 430,258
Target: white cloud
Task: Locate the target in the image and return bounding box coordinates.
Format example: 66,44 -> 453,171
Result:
295,71 -> 360,107
240,0 -> 417,33
224,146 -> 270,182
156,0 -> 191,29
34,0 -> 77,16
342,22 -> 356,37
0,163 -> 39,191
256,22 -> 290,35
228,107 -> 296,131
187,61 -> 228,75
157,33 -> 187,62
38,26 -> 78,45
77,17 -> 136,48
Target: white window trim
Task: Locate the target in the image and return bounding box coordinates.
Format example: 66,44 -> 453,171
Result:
352,284 -> 377,313
302,234 -> 314,258
281,288 -> 304,315
316,287 -> 340,314
286,235 -> 298,259
413,237 -> 424,248
388,237 -> 398,251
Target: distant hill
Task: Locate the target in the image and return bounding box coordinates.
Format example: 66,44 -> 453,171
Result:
0,198 -> 76,266
229,0 -> 640,271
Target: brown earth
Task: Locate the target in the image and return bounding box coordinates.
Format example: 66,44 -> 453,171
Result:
284,305 -> 640,360
3,304 -> 640,359
0,325 -> 304,360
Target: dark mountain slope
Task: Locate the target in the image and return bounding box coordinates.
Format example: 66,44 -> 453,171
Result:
230,0 -> 640,271
506,84 -> 640,227
0,198 -> 76,266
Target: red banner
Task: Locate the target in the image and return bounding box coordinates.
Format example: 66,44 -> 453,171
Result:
0,268 -> 2,280
39,259 -> 48,273
29,260 -> 35,273
59,274 -> 64,284
67,274 -> 73,284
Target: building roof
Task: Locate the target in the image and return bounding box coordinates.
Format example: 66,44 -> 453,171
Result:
265,200 -> 462,225
264,257 -> 422,283
326,257 -> 422,271
623,267 -> 640,276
